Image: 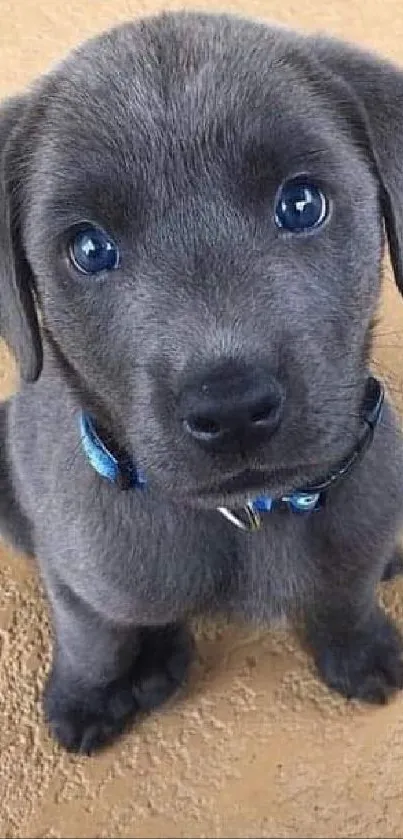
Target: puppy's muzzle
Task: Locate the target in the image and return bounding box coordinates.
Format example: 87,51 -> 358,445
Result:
179,361 -> 285,453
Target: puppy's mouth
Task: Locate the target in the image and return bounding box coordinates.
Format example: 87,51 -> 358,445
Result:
201,468 -> 291,495
190,462 -> 330,506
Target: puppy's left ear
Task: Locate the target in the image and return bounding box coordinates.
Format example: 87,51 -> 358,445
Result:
0,94 -> 43,382
309,35 -> 403,295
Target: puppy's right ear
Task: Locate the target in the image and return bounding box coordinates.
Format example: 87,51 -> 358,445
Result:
0,94 -> 42,382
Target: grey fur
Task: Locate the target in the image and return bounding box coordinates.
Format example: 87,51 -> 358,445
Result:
1,11 -> 403,753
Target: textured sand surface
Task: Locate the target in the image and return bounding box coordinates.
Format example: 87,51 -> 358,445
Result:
2,1 -> 403,836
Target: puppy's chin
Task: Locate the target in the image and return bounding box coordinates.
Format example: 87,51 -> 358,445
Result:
174,462 -> 334,511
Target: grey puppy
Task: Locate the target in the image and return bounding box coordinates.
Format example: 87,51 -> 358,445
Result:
1,11 -> 403,755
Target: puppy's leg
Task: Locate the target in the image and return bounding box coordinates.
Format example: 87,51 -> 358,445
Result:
305,401 -> 403,703
43,580 -> 193,753
306,566 -> 403,704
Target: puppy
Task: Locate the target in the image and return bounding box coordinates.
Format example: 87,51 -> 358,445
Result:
1,11 -> 403,754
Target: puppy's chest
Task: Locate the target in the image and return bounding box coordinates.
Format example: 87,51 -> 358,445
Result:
104,494 -> 312,623
229,518 -> 314,621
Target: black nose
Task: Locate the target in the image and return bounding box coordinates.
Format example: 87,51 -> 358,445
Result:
180,362 -> 285,450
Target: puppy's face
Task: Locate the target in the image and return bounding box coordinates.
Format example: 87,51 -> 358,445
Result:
1,14 -> 396,505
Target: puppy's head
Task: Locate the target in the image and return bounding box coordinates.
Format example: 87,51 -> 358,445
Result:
1,12 -> 402,505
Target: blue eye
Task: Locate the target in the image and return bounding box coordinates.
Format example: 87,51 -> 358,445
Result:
275,179 -> 328,232
69,225 -> 120,274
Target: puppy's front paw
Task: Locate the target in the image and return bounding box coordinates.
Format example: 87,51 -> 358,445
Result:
44,623 -> 193,754
313,611 -> 403,704
43,668 -> 140,754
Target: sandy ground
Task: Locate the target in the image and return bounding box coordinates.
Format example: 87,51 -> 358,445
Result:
2,0 -> 403,836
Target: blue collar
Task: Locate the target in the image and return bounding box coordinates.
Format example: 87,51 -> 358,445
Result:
80,412 -> 147,490
79,376 -> 384,532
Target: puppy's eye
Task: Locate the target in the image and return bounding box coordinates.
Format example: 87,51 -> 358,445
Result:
275,178 -> 328,232
68,225 -> 120,274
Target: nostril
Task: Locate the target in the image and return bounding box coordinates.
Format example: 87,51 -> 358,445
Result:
250,408 -> 274,425
250,397 -> 282,426
183,415 -> 223,439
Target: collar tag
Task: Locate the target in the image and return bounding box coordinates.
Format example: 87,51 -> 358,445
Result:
217,503 -> 262,531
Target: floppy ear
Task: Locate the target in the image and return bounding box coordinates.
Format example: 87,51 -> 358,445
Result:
308,35 -> 403,296
0,94 -> 42,382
